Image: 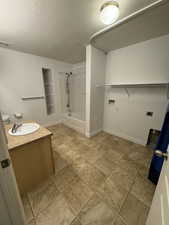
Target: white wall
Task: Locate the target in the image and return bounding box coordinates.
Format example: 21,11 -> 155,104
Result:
59,62 -> 86,121
0,47 -> 72,126
104,35 -> 169,145
71,62 -> 86,121
106,34 -> 169,84
60,62 -> 86,134
86,45 -> 106,137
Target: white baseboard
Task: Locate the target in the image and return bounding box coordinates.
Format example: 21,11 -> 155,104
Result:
42,120 -> 145,146
62,118 -> 85,135
85,128 -> 102,138
103,128 -> 146,146
43,120 -> 62,128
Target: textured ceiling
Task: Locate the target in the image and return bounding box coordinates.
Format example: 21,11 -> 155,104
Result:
0,0 -> 160,63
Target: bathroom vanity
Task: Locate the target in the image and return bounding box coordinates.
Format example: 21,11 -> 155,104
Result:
5,123 -> 55,195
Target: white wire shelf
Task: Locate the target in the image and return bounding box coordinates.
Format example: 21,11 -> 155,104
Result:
96,82 -> 169,88
95,82 -> 169,98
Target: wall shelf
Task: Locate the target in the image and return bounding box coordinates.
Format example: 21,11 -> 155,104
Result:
42,68 -> 56,115
104,83 -> 169,88
96,83 -> 169,98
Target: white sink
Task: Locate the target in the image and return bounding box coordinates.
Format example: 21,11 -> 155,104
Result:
8,123 -> 40,136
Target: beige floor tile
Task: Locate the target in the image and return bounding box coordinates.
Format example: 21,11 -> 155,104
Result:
76,136 -> 98,149
52,135 -> 74,148
22,195 -> 34,223
71,157 -> 88,172
113,216 -> 127,225
95,156 -> 120,177
131,175 -> 156,207
133,145 -> 153,155
71,218 -> 82,225
51,133 -> 65,145
28,178 -> 59,216
47,124 -> 153,225
55,136 -> 75,149
112,158 -> 138,180
52,165 -> 79,192
63,177 -> 94,215
28,219 -> 37,225
78,194 -> 117,225
96,177 -> 128,211
90,131 -> 109,144
108,165 -> 135,192
56,143 -> 82,164
125,150 -> 152,168
103,148 -> 124,162
82,145 -> 105,164
68,138 -> 86,150
110,141 -> 134,156
53,152 -> 69,174
136,163 -> 150,179
120,193 -> 149,225
36,194 -> 75,225
74,161 -> 106,191
70,144 -> 93,163
99,137 -> 119,151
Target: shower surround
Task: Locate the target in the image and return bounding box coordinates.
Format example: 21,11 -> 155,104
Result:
61,62 -> 86,134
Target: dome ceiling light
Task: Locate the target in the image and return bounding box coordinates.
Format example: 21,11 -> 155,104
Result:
100,1 -> 120,25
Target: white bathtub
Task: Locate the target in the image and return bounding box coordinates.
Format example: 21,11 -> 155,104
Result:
62,113 -> 86,134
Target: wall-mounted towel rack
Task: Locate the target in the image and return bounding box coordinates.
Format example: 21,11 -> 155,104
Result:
22,96 -> 45,101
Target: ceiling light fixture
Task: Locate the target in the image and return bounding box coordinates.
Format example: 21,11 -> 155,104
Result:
100,1 -> 119,25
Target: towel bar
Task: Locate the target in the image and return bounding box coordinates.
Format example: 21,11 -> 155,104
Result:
22,96 -> 45,101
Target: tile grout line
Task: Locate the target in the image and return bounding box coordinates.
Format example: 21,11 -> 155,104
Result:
26,193 -> 37,225
68,191 -> 96,225
118,169 -> 138,223
48,124 -> 152,225
28,179 -> 62,224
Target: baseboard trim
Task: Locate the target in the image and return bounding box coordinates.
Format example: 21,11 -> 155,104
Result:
43,120 -> 62,128
62,119 -> 85,135
85,128 -> 102,138
103,128 -> 146,146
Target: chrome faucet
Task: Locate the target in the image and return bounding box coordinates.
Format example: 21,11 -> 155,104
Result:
11,123 -> 22,133
11,113 -> 23,133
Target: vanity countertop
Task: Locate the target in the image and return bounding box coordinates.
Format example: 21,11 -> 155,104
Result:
5,122 -> 52,150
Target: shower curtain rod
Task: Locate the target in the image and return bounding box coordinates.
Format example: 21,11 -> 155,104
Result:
90,0 -> 167,44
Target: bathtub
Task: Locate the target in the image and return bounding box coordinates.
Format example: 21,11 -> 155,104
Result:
62,113 -> 86,134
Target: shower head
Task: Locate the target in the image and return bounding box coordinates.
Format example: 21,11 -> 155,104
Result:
65,72 -> 72,77
58,72 -> 72,76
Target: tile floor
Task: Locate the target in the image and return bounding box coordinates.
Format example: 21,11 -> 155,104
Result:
22,124 -> 156,225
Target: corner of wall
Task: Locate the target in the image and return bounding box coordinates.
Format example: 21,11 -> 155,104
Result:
85,45 -> 106,137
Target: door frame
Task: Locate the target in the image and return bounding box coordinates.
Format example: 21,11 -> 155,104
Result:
146,145 -> 169,225
0,114 -> 26,225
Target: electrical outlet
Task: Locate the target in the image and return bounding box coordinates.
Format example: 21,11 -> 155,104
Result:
146,112 -> 153,117
108,99 -> 115,104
